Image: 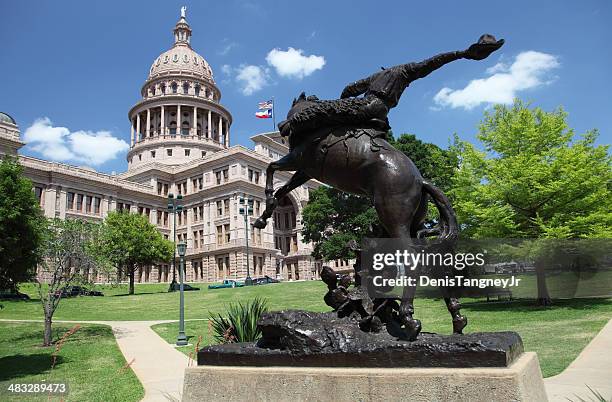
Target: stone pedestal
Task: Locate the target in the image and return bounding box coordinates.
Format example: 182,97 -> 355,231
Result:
182,352 -> 548,402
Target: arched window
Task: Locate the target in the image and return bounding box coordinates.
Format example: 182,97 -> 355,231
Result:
194,85 -> 201,96
169,121 -> 177,136
183,82 -> 190,94
161,84 -> 166,94
171,82 -> 178,94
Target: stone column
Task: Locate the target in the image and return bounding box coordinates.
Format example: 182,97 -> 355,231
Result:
161,105 -> 165,136
146,108 -> 151,138
207,110 -> 212,139
177,104 -> 181,135
136,113 -> 141,142
193,106 -> 198,136
225,120 -> 230,147
218,116 -> 223,143
130,119 -> 134,146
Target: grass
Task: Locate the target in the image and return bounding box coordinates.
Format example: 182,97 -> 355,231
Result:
151,294 -> 612,378
1,281 -> 328,321
0,322 -> 143,402
3,279 -> 611,378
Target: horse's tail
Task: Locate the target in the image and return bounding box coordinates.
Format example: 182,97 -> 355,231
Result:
420,180 -> 458,242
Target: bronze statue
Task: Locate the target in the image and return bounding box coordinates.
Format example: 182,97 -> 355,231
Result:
254,34 -> 504,340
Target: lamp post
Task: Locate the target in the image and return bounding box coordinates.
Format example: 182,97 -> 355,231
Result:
239,196 -> 254,286
176,241 -> 188,346
167,193 -> 183,289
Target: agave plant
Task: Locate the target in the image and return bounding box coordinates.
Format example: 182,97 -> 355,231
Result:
209,297 -> 268,343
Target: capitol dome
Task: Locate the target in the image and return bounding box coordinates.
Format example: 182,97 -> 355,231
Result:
126,8 -> 232,171
149,45 -> 214,81
0,112 -> 16,125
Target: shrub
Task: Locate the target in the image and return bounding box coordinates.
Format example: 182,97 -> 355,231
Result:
209,297 -> 268,343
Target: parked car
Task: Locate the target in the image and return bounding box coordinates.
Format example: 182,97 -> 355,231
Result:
208,279 -> 244,289
168,282 -> 200,292
0,291 -> 30,300
54,286 -> 104,298
252,276 -> 280,285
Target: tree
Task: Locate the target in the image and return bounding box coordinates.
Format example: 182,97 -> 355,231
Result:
0,157 -> 45,293
97,211 -> 174,295
37,218 -> 99,346
302,133 -> 457,261
449,100 -> 611,304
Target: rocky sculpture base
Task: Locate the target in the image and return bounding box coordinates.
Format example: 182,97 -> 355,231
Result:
198,310 -> 524,368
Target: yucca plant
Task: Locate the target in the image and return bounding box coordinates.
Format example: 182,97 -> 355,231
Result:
209,297 -> 268,343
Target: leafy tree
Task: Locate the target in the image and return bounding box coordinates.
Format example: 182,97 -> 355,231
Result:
388,133 -> 457,192
449,100 -> 611,304
97,211 -> 174,295
0,157 -> 45,292
37,218 -> 100,346
302,133 -> 456,261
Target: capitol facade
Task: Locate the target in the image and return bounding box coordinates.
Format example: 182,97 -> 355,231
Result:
0,12 -> 352,283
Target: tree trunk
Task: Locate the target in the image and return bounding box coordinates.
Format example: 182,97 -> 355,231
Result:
535,259 -> 552,306
129,268 -> 135,295
43,300 -> 53,346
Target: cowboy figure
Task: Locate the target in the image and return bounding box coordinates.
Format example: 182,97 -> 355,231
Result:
279,34 -> 504,138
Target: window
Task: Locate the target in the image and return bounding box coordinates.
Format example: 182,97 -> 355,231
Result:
157,210 -> 162,225
67,192 -> 75,210
167,149 -> 173,156
138,154 -> 142,161
182,182 -> 187,195
216,200 -> 223,216
193,231 -> 199,249
171,82 -> 178,93
157,182 -> 163,195
163,183 -> 168,196
224,224 -> 230,243
223,199 -> 230,216
185,149 -> 190,157
201,151 -> 206,158
291,211 -> 296,228
216,225 -> 223,245
198,206 -> 204,221
76,194 -> 83,211
248,169 -> 260,184
215,171 -> 222,185
94,197 -> 101,214
34,186 -> 43,205
183,82 -> 189,94
194,85 -> 201,96
151,150 -> 156,158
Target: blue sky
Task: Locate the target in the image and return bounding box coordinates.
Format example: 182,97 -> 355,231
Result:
1,0 -> 609,174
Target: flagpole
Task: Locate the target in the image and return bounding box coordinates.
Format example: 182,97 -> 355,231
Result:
272,97 -> 276,132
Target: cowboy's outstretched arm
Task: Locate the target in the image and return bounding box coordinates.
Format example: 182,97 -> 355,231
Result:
341,77 -> 370,98
404,50 -> 466,81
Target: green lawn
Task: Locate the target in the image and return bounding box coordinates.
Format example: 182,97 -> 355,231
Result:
3,280 -> 611,378
0,322 -> 143,402
1,281 -> 328,321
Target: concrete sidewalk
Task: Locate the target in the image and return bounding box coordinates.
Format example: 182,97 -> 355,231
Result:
1,319 -> 189,402
545,319 -> 612,401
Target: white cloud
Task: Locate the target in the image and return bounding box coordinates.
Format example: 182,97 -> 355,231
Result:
433,51 -> 560,110
235,64 -> 269,95
221,64 -> 232,76
23,117 -> 129,166
265,47 -> 325,79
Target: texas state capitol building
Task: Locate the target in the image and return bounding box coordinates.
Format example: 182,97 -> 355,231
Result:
0,13 -> 354,283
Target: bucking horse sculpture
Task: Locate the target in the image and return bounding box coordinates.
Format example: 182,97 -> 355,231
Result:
253,34 -> 504,340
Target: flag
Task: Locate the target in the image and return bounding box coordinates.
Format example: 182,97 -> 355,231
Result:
255,108 -> 273,119
258,100 -> 273,110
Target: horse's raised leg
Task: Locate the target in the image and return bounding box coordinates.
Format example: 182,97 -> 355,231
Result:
373,187 -> 423,340
254,153 -> 307,229
443,295 -> 467,334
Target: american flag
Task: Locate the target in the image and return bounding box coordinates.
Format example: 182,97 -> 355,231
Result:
258,100 -> 273,110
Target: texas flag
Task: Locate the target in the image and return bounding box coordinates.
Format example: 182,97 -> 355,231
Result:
255,108 -> 273,119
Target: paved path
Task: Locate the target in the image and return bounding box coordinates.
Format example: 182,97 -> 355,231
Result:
1,319 -> 189,402
544,319 -> 612,401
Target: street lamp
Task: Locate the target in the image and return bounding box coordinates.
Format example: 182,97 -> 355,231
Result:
176,241 -> 188,346
167,193 -> 183,289
239,196 -> 254,286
